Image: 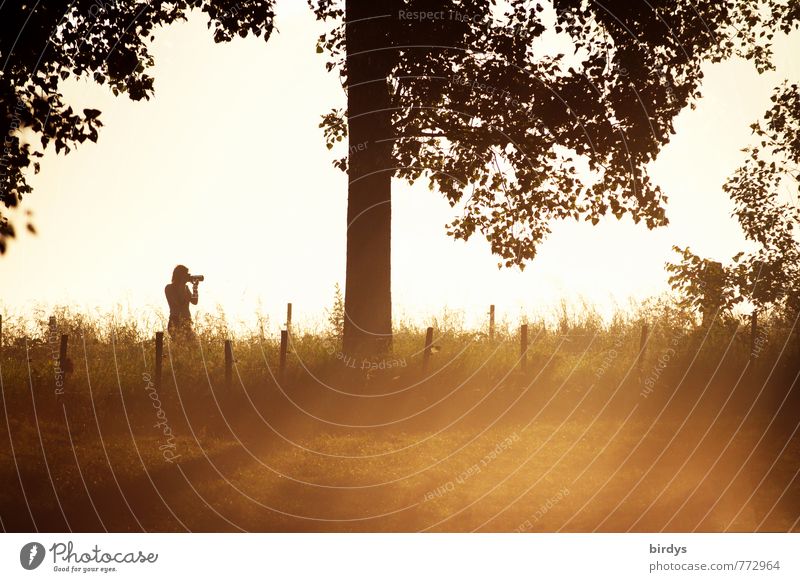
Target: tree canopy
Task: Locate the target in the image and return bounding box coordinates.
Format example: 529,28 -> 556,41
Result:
311,0 -> 799,267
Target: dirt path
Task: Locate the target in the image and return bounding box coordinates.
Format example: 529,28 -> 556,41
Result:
3,377 -> 799,532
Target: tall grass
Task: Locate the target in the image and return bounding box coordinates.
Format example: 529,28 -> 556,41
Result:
2,296 -> 797,404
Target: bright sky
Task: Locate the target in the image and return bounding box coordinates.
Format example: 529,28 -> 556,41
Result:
1,1 -> 798,332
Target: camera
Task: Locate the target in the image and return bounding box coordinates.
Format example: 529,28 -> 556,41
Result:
189,275 -> 204,284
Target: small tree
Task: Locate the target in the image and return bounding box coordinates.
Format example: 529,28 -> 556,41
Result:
667,251 -> 742,327
325,283 -> 345,342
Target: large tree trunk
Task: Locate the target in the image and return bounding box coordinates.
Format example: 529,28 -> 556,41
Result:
341,0 -> 393,358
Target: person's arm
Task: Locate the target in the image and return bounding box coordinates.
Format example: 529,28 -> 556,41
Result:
190,282 -> 199,305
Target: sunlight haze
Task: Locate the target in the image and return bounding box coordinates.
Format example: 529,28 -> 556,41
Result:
2,0 -> 798,331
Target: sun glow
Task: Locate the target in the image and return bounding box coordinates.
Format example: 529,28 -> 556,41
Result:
1,1 -> 798,333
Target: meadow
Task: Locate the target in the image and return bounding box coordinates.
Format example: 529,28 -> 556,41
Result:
1,299 -> 798,532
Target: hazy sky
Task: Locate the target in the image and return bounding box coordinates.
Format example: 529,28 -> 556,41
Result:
1,1 -> 798,331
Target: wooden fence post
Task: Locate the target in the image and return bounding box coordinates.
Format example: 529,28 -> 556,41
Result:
59,334 -> 68,370
286,303 -> 293,335
489,305 -> 495,341
224,339 -> 233,390
749,311 -> 758,364
154,332 -> 164,390
58,334 -> 69,395
637,323 -> 649,374
520,324 -> 528,371
279,329 -> 288,380
48,316 -> 58,391
422,326 -> 434,373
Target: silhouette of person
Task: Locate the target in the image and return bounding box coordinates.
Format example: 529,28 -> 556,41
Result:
165,264 -> 199,340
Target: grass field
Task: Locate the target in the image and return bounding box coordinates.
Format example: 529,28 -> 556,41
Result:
1,301 -> 798,532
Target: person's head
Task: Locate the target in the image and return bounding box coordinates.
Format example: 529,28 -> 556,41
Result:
172,264 -> 190,284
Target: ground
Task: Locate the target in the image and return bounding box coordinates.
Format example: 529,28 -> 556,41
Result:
2,347 -> 798,532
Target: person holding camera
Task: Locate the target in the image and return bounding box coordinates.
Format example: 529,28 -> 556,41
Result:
165,264 -> 203,340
